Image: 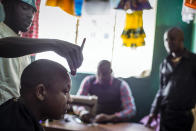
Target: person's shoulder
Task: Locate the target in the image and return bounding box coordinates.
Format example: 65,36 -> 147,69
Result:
115,77 -> 128,86
0,22 -> 17,37
0,98 -> 42,131
0,98 -> 16,111
83,75 -> 96,82
184,50 -> 196,64
0,99 -> 20,128
188,51 -> 196,59
116,77 -> 124,83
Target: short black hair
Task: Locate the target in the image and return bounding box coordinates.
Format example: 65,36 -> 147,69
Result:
166,27 -> 184,41
98,60 -> 111,68
20,59 -> 69,96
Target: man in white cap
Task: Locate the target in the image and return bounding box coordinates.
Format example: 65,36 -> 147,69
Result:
0,0 -> 84,105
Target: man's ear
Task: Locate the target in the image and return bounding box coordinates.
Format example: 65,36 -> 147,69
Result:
35,84 -> 47,101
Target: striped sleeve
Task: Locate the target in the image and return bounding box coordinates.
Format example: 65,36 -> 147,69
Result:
115,80 -> 136,119
77,76 -> 93,96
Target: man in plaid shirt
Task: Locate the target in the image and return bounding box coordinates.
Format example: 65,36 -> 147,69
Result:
75,60 -> 136,123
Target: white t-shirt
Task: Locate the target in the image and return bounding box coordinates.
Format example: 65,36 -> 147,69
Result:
0,22 -> 31,105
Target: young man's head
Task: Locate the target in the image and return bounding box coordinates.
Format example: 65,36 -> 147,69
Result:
20,59 -> 71,120
97,60 -> 112,85
164,27 -> 184,57
2,0 -> 36,33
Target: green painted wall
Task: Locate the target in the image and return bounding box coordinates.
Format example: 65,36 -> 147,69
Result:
70,0 -> 193,122
191,18 -> 196,53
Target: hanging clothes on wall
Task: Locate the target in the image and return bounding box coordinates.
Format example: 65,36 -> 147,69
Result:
46,0 -> 74,15
121,11 -> 145,47
46,0 -> 83,16
75,0 -> 84,16
182,0 -> 196,24
46,0 -> 84,44
117,0 -> 152,48
116,0 -> 152,11
185,0 -> 196,9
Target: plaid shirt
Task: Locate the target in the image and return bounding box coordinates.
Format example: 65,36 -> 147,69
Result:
21,0 -> 41,38
77,76 -> 136,119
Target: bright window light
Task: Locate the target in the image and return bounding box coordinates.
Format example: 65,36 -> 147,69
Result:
36,0 -> 157,78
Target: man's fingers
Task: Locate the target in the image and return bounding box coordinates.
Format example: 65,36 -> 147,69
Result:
81,38 -> 86,51
69,49 -> 78,68
66,55 -> 75,73
75,46 -> 83,68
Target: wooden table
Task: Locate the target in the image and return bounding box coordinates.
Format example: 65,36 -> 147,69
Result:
43,115 -> 155,131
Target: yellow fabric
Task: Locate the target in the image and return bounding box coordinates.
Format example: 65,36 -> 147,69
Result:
121,11 -> 146,47
124,11 -> 143,29
46,0 -> 74,15
191,106 -> 196,131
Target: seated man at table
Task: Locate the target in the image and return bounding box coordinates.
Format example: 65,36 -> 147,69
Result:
0,59 -> 72,131
74,60 -> 136,123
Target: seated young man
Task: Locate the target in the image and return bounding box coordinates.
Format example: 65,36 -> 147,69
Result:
74,60 -> 136,123
0,59 -> 72,131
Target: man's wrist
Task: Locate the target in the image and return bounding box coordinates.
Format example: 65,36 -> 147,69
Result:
79,110 -> 89,117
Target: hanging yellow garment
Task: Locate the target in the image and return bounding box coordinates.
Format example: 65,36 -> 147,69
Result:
46,0 -> 74,15
121,11 -> 146,47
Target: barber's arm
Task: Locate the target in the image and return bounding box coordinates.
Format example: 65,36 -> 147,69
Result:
94,81 -> 136,123
0,37 -> 84,73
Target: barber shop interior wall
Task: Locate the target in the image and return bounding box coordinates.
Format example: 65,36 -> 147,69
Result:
191,17 -> 196,53
70,0 -> 193,122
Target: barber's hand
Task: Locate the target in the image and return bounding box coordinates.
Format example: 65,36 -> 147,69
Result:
145,114 -> 157,128
54,38 -> 85,75
94,114 -> 116,123
79,110 -> 92,123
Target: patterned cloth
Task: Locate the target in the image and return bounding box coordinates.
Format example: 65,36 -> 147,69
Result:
185,0 -> 196,9
121,11 -> 146,47
21,0 -> 41,38
46,0 -> 84,16
181,0 -> 196,24
77,75 -> 136,119
46,0 -> 74,16
116,0 -> 152,11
